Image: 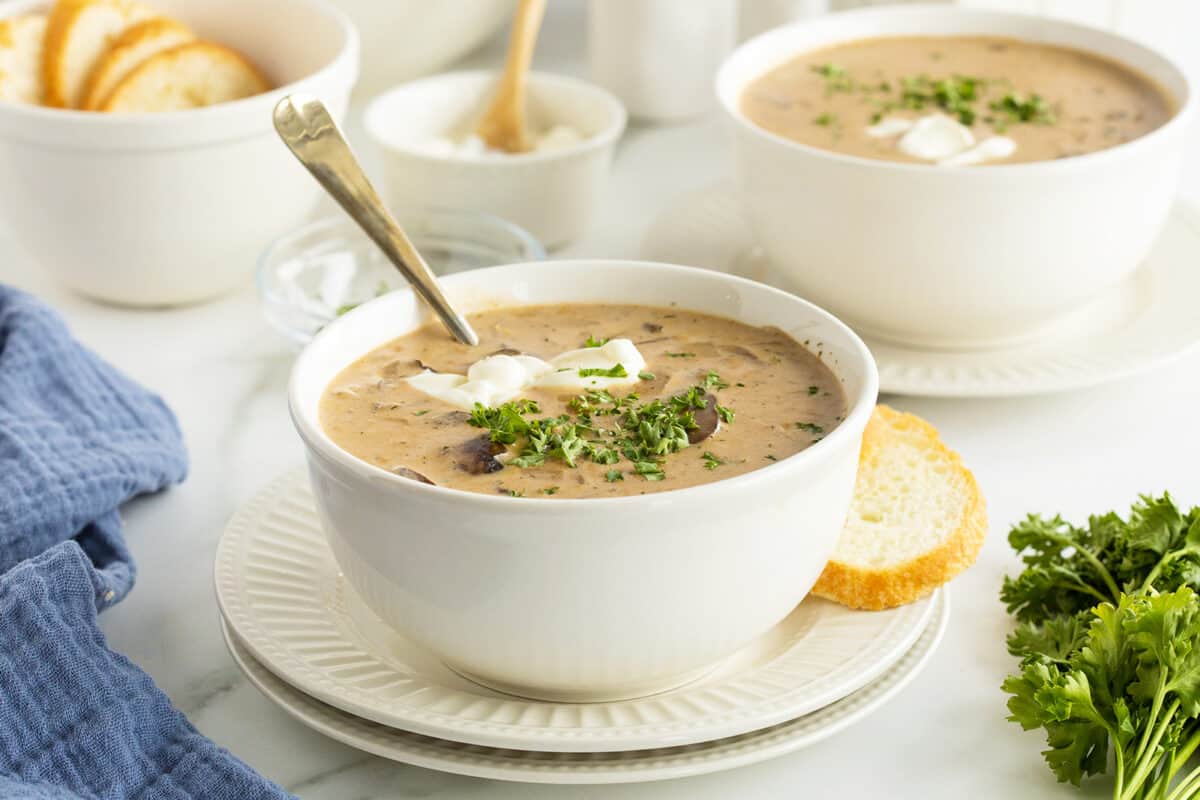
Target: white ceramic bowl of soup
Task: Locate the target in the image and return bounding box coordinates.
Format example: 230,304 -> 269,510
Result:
364,71 -> 627,249
289,260 -> 878,701
0,0 -> 358,307
717,6 -> 1196,349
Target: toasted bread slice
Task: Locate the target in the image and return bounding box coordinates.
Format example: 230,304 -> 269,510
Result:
43,0 -> 152,108
0,14 -> 48,105
812,405 -> 987,610
79,16 -> 191,110
99,40 -> 269,112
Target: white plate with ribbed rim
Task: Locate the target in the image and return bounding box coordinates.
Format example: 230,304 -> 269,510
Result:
221,589 -> 948,784
214,469 -> 937,753
642,184 -> 1200,398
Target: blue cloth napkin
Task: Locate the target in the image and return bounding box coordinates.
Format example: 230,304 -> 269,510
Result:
0,286 -> 291,799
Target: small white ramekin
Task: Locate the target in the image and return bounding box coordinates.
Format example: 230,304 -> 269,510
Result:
363,71 -> 627,249
718,5 -> 1197,349
0,0 -> 359,307
289,260 -> 878,702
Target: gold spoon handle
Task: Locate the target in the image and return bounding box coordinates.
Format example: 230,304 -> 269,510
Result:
477,0 -> 548,153
273,94 -> 480,347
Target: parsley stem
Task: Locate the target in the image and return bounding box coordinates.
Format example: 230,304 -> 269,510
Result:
1131,675 -> 1169,771
1168,726 -> 1200,783
1165,772 -> 1199,800
1164,746 -> 1200,800
1044,529 -> 1122,604
1139,546 -> 1200,595
1065,579 -> 1112,607
1121,698 -> 1180,800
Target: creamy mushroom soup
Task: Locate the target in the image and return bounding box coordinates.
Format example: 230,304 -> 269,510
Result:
320,304 -> 847,498
741,36 -> 1175,165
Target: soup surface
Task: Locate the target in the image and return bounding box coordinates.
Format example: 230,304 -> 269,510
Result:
321,304 -> 847,499
741,35 -> 1175,165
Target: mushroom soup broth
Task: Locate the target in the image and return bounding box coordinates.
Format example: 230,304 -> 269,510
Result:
320,304 -> 846,498
741,36 -> 1175,165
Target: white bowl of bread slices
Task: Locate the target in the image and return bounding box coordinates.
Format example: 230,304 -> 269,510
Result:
0,0 -> 358,306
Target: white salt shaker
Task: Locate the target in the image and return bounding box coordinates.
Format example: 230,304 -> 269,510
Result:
587,0 -> 737,122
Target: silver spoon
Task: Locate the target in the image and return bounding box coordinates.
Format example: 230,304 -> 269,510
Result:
273,94 -> 479,347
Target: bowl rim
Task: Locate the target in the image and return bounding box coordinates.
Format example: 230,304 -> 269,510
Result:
0,0 -> 359,130
257,211 -> 548,338
362,69 -> 629,166
288,259 -> 880,509
716,2 -> 1198,175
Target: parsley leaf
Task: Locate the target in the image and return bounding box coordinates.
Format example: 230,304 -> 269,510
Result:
703,370 -> 729,390
634,461 -> 665,481
578,364 -> 628,379
605,469 -> 624,483
638,371 -> 656,381
701,451 -> 723,470
795,421 -> 824,435
584,335 -> 608,347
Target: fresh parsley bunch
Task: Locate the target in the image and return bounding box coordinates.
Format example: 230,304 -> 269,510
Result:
1002,495 -> 1200,800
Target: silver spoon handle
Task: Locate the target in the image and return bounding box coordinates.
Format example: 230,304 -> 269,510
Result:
273,94 -> 479,347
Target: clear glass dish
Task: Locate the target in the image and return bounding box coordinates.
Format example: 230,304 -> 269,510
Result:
257,211 -> 545,345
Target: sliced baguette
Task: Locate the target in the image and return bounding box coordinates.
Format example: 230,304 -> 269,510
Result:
43,0 -> 152,108
99,40 -> 269,112
812,404 -> 987,610
79,16 -> 191,110
0,14 -> 48,105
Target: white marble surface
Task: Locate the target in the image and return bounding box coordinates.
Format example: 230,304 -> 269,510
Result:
3,2 -> 1200,797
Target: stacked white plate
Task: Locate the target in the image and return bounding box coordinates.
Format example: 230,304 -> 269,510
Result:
214,469 -> 949,784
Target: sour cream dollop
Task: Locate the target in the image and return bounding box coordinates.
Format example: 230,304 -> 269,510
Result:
404,339 -> 646,410
866,112 -> 1016,167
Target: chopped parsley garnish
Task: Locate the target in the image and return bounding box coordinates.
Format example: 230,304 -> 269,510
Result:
509,452 -> 546,468
807,386 -> 819,396
666,352 -> 695,358
822,64 -> 1059,132
605,469 -> 624,482
811,62 -> 853,93
703,370 -> 728,390
990,92 -> 1056,125
541,486 -> 559,495
578,364 -> 628,379
897,74 -> 982,125
634,461 -> 665,481
638,370 -> 655,381
701,451 -> 723,470
413,409 -> 431,416
506,488 -> 524,497
584,335 -> 608,347
795,421 -> 824,435
467,379 -> 734,482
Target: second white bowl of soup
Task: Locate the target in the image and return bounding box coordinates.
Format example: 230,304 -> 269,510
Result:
718,6 -> 1195,349
290,260 -> 877,701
